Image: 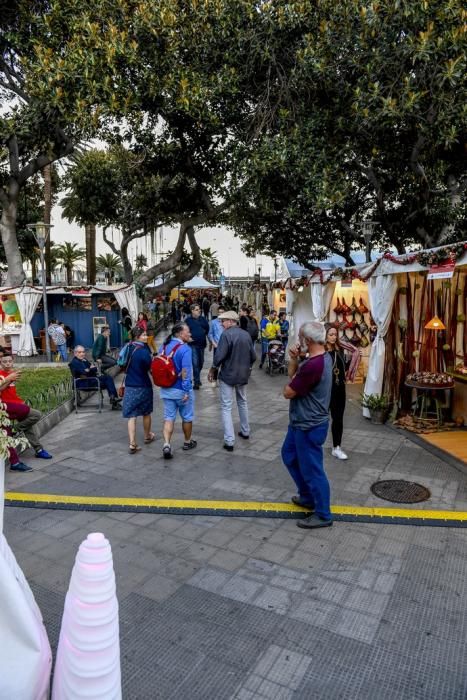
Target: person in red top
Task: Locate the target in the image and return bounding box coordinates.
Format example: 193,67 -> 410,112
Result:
0,354 -> 53,471
135,312 -> 148,331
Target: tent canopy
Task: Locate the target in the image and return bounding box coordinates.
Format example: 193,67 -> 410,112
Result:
146,276 -> 218,289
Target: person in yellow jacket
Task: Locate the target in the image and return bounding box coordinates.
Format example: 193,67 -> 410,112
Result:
259,310 -> 281,368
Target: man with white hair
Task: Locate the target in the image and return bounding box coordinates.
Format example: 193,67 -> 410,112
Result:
69,346 -> 121,409
282,321 -> 333,529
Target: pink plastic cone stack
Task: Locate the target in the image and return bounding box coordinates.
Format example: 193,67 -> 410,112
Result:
52,533 -> 121,700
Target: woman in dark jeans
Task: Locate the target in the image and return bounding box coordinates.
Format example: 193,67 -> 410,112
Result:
122,326 -> 154,454
325,324 -> 359,461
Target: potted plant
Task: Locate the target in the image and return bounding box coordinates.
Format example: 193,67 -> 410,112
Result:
361,392 -> 390,424
0,400 -> 29,529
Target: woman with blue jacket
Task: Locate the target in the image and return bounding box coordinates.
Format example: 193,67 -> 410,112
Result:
158,322 -> 197,460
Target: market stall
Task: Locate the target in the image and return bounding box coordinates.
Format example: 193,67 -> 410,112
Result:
0,283 -> 139,354
271,242 -> 467,424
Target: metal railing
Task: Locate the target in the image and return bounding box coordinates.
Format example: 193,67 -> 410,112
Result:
25,376 -> 74,415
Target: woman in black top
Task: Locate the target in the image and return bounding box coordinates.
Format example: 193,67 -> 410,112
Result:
325,325 -> 350,460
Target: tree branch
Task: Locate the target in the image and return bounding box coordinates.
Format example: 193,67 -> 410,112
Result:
102,227 -> 119,255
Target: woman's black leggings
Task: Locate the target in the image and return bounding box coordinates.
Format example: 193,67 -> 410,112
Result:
330,384 -> 346,447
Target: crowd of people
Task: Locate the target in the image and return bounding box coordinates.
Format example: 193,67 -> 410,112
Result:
3,291 -> 361,532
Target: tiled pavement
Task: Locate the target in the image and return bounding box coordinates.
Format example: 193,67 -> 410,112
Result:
4,339 -> 467,699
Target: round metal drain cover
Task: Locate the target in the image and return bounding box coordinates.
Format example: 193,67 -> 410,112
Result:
370,479 -> 431,504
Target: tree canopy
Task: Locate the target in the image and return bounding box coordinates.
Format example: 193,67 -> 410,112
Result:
1,0 -> 465,285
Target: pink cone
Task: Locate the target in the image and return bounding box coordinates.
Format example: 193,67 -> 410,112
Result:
52,533 -> 121,699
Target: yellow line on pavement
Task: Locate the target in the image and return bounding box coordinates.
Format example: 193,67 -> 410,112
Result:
5,491 -> 467,522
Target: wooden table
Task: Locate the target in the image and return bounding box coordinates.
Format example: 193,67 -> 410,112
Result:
405,380 -> 454,426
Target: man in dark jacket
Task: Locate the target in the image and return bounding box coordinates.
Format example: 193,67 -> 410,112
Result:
92,326 -> 117,373
185,303 -> 209,389
70,346 -> 121,409
208,310 -> 256,451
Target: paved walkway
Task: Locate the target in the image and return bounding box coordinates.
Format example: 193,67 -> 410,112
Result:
4,339 -> 467,699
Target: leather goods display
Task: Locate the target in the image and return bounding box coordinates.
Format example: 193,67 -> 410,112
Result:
331,292 -> 372,349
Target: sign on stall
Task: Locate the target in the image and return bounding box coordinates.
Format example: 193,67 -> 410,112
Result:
427,260 -> 455,280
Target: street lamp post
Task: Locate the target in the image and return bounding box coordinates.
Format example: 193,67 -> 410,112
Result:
361,221 -> 378,263
27,221 -> 53,362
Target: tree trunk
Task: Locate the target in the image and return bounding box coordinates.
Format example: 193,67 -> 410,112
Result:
43,164 -> 52,284
31,258 -> 37,282
85,223 -> 97,284
139,225 -> 202,295
120,240 -> 134,284
67,266 -> 73,286
0,198 -> 25,285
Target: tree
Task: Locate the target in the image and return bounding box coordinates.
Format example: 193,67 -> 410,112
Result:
0,0 -> 152,284
54,242 -> 86,286
134,254 -> 147,274
200,248 -> 221,281
96,253 -> 122,284
254,1 -> 466,253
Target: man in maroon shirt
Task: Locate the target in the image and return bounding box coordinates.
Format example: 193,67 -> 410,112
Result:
282,321 -> 333,528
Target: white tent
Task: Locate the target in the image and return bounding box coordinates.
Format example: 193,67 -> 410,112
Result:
276,243 -> 467,413
146,276 -> 218,289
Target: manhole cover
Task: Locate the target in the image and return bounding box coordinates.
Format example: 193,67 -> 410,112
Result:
370,479 -> 431,504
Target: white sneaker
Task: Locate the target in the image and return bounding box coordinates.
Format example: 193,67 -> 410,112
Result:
332,446 -> 348,460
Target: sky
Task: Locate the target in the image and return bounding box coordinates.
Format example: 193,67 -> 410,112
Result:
51,205 -> 274,280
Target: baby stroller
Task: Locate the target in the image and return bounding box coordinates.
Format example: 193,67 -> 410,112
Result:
266,339 -> 286,375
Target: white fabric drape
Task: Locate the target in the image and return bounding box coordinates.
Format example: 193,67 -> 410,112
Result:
0,461 -> 52,700
255,291 -> 262,312
311,282 -> 336,322
291,286 -> 314,342
114,285 -> 139,328
362,274 -> 398,417
15,288 -> 42,356
267,290 -> 273,310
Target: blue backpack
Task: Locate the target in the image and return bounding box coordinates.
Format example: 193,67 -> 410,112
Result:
117,342 -> 133,368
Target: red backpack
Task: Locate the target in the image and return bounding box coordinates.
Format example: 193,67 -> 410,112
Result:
151,343 -> 183,387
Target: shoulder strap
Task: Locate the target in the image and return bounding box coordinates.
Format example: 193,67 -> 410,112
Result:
167,342 -> 183,359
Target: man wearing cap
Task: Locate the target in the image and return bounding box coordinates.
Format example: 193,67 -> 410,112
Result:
208,311 -> 256,451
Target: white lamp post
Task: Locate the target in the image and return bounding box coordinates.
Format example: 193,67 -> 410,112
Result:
27,222 -> 53,362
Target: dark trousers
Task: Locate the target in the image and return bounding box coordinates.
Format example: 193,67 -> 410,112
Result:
99,375 -> 118,398
330,384 -> 346,447
191,346 -> 205,386
281,422 -> 331,520
99,354 -> 117,372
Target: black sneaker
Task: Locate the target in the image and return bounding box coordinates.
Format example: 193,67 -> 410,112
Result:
223,444 -> 234,452
183,440 -> 197,451
238,431 -> 249,440
296,514 -> 333,529
10,462 -> 33,472
163,444 -> 173,460
291,496 -> 315,510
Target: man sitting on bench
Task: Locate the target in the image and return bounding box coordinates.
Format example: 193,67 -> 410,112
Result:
69,345 -> 121,410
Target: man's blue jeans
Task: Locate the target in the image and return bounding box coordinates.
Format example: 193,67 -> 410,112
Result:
191,345 -> 205,386
281,422 -> 331,520
57,343 -> 68,361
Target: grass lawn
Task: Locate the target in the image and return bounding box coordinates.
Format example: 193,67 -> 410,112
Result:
16,367 -> 72,411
